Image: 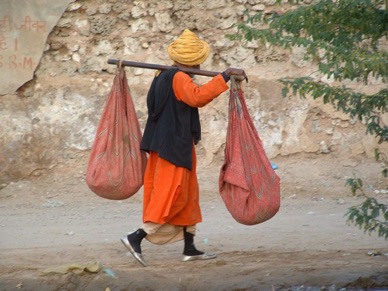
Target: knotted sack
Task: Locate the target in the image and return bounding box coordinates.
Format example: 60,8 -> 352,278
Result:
86,66 -> 147,200
219,79 -> 280,225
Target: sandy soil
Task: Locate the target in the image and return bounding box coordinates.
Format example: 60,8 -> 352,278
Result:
0,154 -> 387,291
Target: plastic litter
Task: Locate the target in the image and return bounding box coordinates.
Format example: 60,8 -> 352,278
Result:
103,268 -> 116,278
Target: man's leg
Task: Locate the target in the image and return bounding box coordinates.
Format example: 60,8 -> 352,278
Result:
182,225 -> 217,261
121,222 -> 161,267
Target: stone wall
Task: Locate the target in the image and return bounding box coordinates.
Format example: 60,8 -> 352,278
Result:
0,0 -> 385,183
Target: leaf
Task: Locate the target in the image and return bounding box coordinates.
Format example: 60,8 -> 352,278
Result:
281,86 -> 289,97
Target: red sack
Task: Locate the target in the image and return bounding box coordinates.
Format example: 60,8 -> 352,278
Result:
86,66 -> 147,200
219,79 -> 280,225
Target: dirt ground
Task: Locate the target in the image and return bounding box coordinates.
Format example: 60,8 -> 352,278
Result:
0,154 -> 387,291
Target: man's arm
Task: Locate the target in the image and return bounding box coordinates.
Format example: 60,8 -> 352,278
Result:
173,72 -> 229,107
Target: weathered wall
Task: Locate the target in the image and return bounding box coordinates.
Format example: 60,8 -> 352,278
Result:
0,0 -> 386,183
0,0 -> 74,94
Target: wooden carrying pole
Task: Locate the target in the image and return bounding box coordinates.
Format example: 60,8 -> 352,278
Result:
107,59 -> 221,77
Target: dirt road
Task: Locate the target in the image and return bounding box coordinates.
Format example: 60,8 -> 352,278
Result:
0,155 -> 387,290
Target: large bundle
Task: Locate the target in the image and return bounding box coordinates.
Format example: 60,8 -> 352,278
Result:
86,66 -> 147,200
219,79 -> 281,225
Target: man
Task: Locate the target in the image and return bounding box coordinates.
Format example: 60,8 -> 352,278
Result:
121,29 -> 246,267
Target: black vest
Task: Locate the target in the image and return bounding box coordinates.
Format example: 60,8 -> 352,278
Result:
140,69 -> 201,170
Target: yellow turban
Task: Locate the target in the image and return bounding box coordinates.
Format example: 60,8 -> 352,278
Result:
167,29 -> 210,66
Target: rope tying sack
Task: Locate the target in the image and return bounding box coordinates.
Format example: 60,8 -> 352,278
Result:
219,77 -> 281,225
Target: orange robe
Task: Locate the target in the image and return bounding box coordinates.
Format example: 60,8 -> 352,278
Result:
142,72 -> 229,226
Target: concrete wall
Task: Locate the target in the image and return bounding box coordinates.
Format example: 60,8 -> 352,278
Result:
0,0 -> 385,183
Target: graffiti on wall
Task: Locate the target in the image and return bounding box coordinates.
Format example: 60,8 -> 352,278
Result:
0,0 -> 73,95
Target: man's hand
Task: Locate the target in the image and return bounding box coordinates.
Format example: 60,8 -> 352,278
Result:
224,68 -> 248,82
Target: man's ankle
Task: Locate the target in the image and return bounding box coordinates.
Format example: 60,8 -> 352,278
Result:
128,228 -> 147,253
183,245 -> 204,256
